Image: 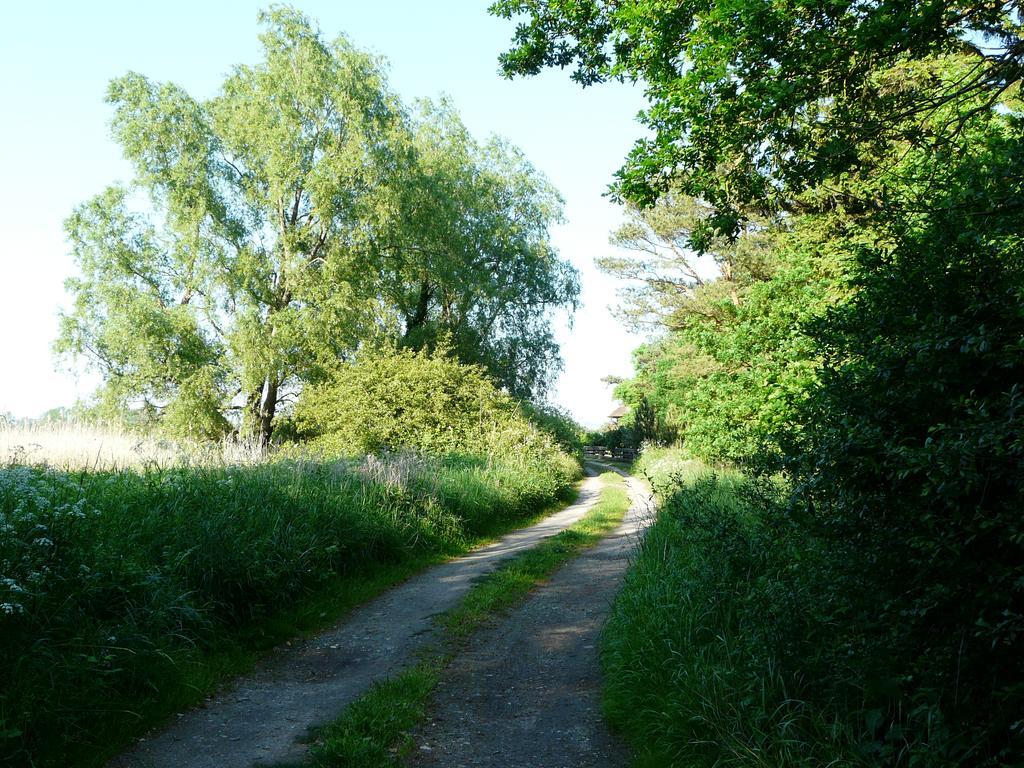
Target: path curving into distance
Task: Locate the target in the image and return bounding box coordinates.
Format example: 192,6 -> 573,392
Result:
111,470 -> 611,768
406,463 -> 654,768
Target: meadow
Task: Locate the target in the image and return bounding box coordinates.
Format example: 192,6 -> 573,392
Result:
0,421 -> 579,767
0,420 -> 266,471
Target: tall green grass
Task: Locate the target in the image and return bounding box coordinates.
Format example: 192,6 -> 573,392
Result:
602,448 -> 868,767
0,451 -> 579,767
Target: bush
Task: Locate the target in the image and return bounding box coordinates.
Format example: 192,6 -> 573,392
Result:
293,346 -> 577,465
610,440 -> 1024,767
782,130 -> 1024,763
518,402 -> 585,458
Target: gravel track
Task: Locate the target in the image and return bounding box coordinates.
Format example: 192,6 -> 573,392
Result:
110,471 -> 608,768
406,465 -> 653,768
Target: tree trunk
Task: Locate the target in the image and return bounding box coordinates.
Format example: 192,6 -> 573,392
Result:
404,281 -> 432,338
248,377 -> 278,448
722,260 -> 740,306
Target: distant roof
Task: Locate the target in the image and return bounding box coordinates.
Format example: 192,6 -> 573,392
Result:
609,405 -> 629,419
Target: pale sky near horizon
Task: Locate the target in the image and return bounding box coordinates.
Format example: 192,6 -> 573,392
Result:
0,1 -> 651,428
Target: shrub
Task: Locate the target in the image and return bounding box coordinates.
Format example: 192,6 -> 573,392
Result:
291,346 -> 582,495
611,440 -> 1024,766
783,144 -> 1024,763
518,401 -> 585,458
293,345 -> 575,463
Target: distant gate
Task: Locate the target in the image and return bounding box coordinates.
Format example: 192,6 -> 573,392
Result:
583,445 -> 638,462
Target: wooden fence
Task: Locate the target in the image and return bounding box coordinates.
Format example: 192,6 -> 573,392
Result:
583,445 -> 638,462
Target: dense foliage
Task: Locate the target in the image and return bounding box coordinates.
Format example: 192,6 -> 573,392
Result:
0,449 -> 578,766
293,345 -> 580,473
782,114 -> 1024,761
491,0 -> 1022,224
495,2 -> 1024,765
605,451 -> 867,766
613,87 -> 1023,767
603,247 -> 830,461
58,7 -> 577,445
611,443 -> 1023,766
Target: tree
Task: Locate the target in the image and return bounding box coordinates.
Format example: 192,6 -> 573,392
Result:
609,232 -> 836,465
630,394 -> 658,444
597,194 -> 775,329
491,0 -> 1024,238
58,7 -> 577,444
58,8 -> 402,445
375,99 -> 579,399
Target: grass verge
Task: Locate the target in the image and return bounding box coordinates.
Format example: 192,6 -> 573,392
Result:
1,453 -> 580,767
298,470 -> 631,768
601,448 -> 868,767
302,659 -> 444,768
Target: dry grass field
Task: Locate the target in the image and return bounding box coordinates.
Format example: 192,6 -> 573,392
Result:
0,420 -> 265,471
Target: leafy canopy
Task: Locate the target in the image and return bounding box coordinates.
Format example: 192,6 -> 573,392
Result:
492,0 -> 1024,239
58,7 -> 577,443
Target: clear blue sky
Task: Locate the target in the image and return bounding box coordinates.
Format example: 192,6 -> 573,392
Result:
0,1 -> 648,428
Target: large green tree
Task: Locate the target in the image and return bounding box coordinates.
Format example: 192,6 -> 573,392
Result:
375,99 -> 578,399
59,8 -> 404,444
491,0 -> 1023,236
59,8 -> 577,444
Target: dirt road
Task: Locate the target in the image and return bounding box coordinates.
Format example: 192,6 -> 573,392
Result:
111,471 -> 610,768
406,467 -> 652,768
